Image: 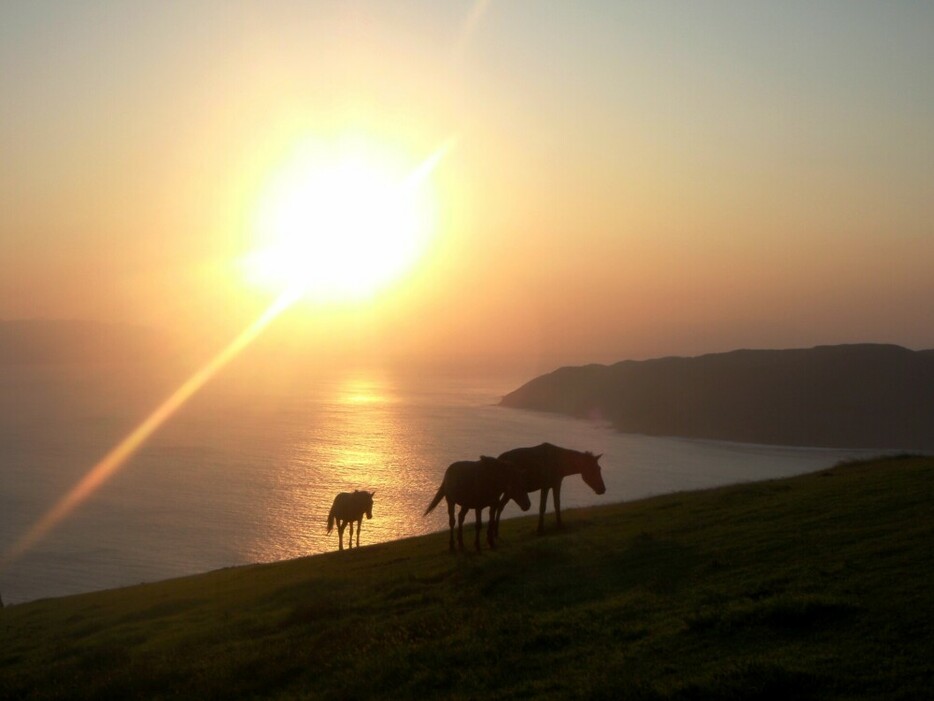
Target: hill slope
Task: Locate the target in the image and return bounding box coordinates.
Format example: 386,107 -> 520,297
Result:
1,456 -> 932,699
501,344 -> 934,449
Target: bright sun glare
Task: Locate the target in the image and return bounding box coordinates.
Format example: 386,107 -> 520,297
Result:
1,136 -> 454,570
246,139 -> 441,302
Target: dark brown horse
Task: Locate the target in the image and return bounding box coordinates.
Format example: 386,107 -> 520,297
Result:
425,456 -> 531,551
494,443 -> 605,535
326,490 -> 374,551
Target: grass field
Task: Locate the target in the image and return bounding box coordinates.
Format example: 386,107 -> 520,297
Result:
1,455 -> 932,700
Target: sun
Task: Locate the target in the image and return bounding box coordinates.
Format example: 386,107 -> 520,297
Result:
245,138 -> 442,302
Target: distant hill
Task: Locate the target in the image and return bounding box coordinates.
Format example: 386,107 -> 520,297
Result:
501,344 -> 934,450
0,319 -> 169,364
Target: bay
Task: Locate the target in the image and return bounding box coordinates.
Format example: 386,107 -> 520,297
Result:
0,363 -> 874,604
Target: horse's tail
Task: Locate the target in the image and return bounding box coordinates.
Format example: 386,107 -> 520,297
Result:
424,484 -> 445,516
326,503 -> 337,534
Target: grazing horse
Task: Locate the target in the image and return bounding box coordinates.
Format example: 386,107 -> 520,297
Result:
495,443 -> 605,535
425,456 -> 531,551
326,490 -> 375,551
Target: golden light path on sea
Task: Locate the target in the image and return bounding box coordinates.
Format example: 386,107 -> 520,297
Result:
0,139 -> 454,571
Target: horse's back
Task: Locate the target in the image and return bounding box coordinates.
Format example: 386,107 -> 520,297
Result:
499,443 -> 560,489
499,443 -> 557,465
442,458 -> 507,508
443,459 -> 478,483
331,491 -> 368,520
499,443 -> 603,494
441,460 -> 478,501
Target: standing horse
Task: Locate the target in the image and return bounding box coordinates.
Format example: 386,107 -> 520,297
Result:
326,490 -> 375,551
494,443 -> 605,535
425,456 -> 531,551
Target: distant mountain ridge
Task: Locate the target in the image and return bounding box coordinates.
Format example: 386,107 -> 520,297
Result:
501,344 -> 934,450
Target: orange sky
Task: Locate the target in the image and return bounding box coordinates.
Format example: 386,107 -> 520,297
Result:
2,2 -> 933,369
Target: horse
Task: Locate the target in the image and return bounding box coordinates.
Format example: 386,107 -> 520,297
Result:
425,456 -> 531,551
494,443 -> 605,535
326,490 -> 375,551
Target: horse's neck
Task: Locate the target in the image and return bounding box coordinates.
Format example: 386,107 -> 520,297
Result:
555,451 -> 580,479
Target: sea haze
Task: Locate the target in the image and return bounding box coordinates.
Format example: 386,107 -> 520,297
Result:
0,363 -> 874,604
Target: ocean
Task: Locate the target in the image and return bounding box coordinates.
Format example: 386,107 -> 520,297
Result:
0,362 -> 873,604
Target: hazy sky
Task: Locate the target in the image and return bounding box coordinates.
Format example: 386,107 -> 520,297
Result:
2,1 -> 933,367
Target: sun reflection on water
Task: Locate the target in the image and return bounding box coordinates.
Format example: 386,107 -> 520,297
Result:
247,374 -> 439,561
338,379 -> 388,406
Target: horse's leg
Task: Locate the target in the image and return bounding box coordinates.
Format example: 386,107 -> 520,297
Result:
474,508 -> 483,551
493,494 -> 508,540
457,505 -> 468,550
487,505 -> 497,548
447,498 -> 456,551
348,521 -> 354,549
553,480 -> 563,529
338,521 -> 346,551
537,487 -> 550,534
356,518 -> 361,548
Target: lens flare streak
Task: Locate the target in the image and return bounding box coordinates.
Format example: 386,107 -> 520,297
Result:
0,138 -> 454,571
0,289 -> 299,569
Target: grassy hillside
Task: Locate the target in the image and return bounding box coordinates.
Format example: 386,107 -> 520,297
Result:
2,456 -> 932,700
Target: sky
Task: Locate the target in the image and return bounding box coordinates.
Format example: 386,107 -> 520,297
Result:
2,1 -> 933,370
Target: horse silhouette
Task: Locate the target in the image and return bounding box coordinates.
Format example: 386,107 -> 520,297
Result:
494,443 -> 605,535
326,490 -> 375,551
425,456 -> 531,551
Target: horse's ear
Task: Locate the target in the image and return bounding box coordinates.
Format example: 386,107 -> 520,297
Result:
370,490 -> 376,498
595,453 -> 603,461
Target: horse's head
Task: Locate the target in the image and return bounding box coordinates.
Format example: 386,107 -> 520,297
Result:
498,458 -> 532,512
364,490 -> 375,519
579,452 -> 606,495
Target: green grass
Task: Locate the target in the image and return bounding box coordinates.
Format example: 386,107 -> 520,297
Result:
2,455 -> 933,700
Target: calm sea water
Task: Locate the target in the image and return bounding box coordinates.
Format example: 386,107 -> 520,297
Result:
0,363 -> 874,604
